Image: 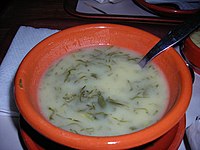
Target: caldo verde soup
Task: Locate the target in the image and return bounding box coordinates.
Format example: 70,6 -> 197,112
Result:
39,46 -> 169,136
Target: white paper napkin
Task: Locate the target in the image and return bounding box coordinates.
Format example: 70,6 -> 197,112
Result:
0,26 -> 59,116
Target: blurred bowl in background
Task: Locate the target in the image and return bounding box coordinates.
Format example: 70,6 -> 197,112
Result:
182,28 -> 200,75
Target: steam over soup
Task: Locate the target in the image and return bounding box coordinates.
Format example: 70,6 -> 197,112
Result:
39,46 -> 169,136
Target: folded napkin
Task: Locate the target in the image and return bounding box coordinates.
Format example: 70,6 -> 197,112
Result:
186,116 -> 200,150
0,26 -> 59,116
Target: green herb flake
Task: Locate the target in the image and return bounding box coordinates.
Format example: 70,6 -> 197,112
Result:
67,118 -> 80,122
112,117 -> 128,123
83,113 -> 97,121
19,79 -> 23,88
86,103 -> 96,110
153,110 -> 159,115
80,127 -> 94,134
64,68 -> 76,82
48,107 -> 56,120
107,97 -> 128,108
69,129 -> 79,134
95,112 -> 108,118
127,80 -> 133,91
130,91 -> 147,100
97,92 -> 106,108
134,108 -> 149,114
74,75 -> 87,83
129,126 -> 137,131
79,85 -> 86,101
91,73 -> 98,79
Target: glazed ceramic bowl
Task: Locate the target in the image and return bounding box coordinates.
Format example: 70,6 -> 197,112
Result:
182,28 -> 200,75
135,0 -> 200,17
14,24 -> 192,149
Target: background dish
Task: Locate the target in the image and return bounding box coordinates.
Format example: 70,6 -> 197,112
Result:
135,0 -> 200,17
64,0 -> 184,23
181,36 -> 200,75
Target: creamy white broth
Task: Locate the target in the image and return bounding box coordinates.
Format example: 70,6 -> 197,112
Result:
39,46 -> 169,136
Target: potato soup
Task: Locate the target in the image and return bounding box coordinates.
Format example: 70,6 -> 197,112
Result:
38,46 -> 169,136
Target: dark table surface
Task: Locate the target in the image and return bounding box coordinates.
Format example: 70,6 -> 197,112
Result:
0,0 -> 68,42
0,0 -> 68,61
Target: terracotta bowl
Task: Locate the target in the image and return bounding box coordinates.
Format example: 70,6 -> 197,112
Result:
182,30 -> 200,75
14,24 -> 192,149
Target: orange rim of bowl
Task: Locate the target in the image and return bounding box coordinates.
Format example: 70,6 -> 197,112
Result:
14,23 -> 192,149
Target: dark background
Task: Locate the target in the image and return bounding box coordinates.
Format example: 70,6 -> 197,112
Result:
0,0 -> 68,44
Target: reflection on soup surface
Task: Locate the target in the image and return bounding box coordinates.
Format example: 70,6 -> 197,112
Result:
39,46 -> 169,136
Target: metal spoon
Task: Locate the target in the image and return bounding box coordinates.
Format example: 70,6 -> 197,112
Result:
138,15 -> 200,68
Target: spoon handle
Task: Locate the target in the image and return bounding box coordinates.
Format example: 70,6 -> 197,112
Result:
138,15 -> 200,68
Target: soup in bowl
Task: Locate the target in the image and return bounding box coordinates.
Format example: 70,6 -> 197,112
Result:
15,24 -> 192,149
